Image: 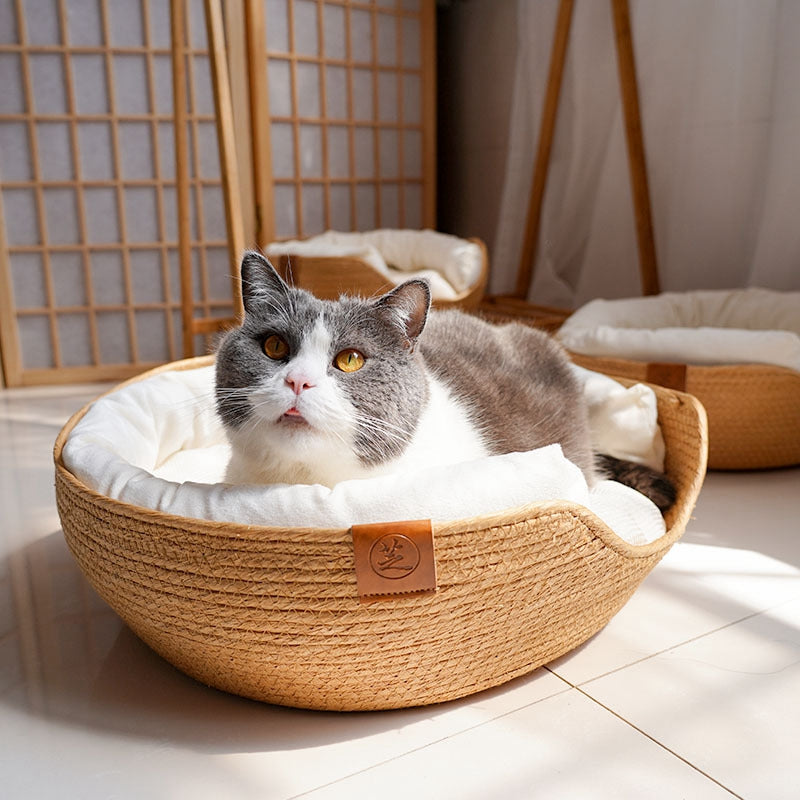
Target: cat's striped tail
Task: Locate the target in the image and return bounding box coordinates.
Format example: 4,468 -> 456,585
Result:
595,454 -> 676,513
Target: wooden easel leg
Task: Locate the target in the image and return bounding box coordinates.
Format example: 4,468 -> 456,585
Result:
514,0 -> 575,299
611,0 -> 660,295
205,0 -> 246,321
171,0 -> 195,358
511,0 -> 660,302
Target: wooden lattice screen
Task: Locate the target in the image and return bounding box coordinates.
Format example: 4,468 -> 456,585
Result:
0,0 -> 436,386
246,0 -> 435,247
0,0 -> 236,386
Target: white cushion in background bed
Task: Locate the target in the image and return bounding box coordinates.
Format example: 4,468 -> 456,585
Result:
265,229 -> 484,301
558,288 -> 800,371
61,365 -> 668,546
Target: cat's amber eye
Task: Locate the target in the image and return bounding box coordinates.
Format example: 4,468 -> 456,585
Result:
263,334 -> 289,360
335,349 -> 365,373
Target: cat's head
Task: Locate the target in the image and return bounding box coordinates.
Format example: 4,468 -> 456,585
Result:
215,251 -> 432,477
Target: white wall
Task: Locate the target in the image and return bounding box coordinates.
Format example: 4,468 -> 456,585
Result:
436,0 -> 518,255
438,0 -> 800,308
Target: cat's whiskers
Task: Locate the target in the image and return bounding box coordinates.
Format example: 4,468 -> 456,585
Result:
228,397 -> 281,456
211,388 -> 254,423
161,388 -> 231,425
351,410 -> 412,461
353,414 -> 411,445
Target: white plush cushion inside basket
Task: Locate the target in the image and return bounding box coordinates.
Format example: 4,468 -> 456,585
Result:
558,288 -> 800,371
265,229 -> 483,301
62,364 -> 670,546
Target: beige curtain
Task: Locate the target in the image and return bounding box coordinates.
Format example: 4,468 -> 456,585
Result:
492,0 -> 800,308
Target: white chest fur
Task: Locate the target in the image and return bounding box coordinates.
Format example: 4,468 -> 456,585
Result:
374,374 -> 489,477
224,370 -> 488,488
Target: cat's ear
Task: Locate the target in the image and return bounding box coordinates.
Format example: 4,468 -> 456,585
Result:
239,250 -> 290,314
374,279 -> 431,343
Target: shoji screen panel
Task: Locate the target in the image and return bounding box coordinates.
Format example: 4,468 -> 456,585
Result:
248,0 -> 436,246
0,0 -> 235,386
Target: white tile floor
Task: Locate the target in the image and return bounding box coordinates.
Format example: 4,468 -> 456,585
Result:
1,382 -> 798,800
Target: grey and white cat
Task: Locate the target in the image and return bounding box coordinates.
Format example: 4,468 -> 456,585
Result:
215,251 -> 675,511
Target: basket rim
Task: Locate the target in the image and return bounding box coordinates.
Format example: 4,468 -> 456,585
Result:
54,356 -> 706,561
569,350 -> 800,378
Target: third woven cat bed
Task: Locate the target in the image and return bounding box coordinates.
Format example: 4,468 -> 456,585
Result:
559,289 -> 800,470
54,357 -> 707,711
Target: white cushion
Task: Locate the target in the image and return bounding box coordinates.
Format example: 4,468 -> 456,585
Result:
61,364 -> 668,547
265,229 -> 484,301
558,288 -> 800,371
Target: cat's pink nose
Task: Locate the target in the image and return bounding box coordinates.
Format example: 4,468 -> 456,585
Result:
285,373 -> 315,395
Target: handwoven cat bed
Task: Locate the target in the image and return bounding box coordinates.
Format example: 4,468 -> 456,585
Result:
54,357 -> 707,711
559,288 -> 800,470
265,229 -> 488,310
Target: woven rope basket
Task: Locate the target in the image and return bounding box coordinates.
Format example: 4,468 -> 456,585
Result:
54,358 -> 707,711
270,238 -> 489,311
570,353 -> 800,471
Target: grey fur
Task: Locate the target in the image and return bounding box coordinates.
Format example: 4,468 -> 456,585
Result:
419,310 -> 597,477
216,252 -> 674,510
215,252 -> 430,466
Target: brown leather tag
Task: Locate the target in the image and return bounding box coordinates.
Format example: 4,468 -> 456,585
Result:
646,361 -> 687,392
351,520 -> 437,602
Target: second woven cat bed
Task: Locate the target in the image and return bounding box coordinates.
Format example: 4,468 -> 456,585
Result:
54,358 -> 707,712
265,229 -> 489,310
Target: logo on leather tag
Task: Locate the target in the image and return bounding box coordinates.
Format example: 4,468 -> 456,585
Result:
351,520 -> 436,601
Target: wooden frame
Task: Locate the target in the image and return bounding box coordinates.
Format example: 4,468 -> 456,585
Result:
180,0 -> 438,355
0,0 -> 437,383
0,0 -> 238,385
513,0 -> 659,301
0,188 -> 20,386
246,0 -> 436,251
175,0 -> 245,358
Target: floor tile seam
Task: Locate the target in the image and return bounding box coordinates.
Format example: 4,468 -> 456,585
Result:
285,677 -> 576,800
550,595 -> 800,690
556,676 -> 744,799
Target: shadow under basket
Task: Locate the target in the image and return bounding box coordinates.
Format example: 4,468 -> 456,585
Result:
54,361 -> 708,712
569,353 -> 800,471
